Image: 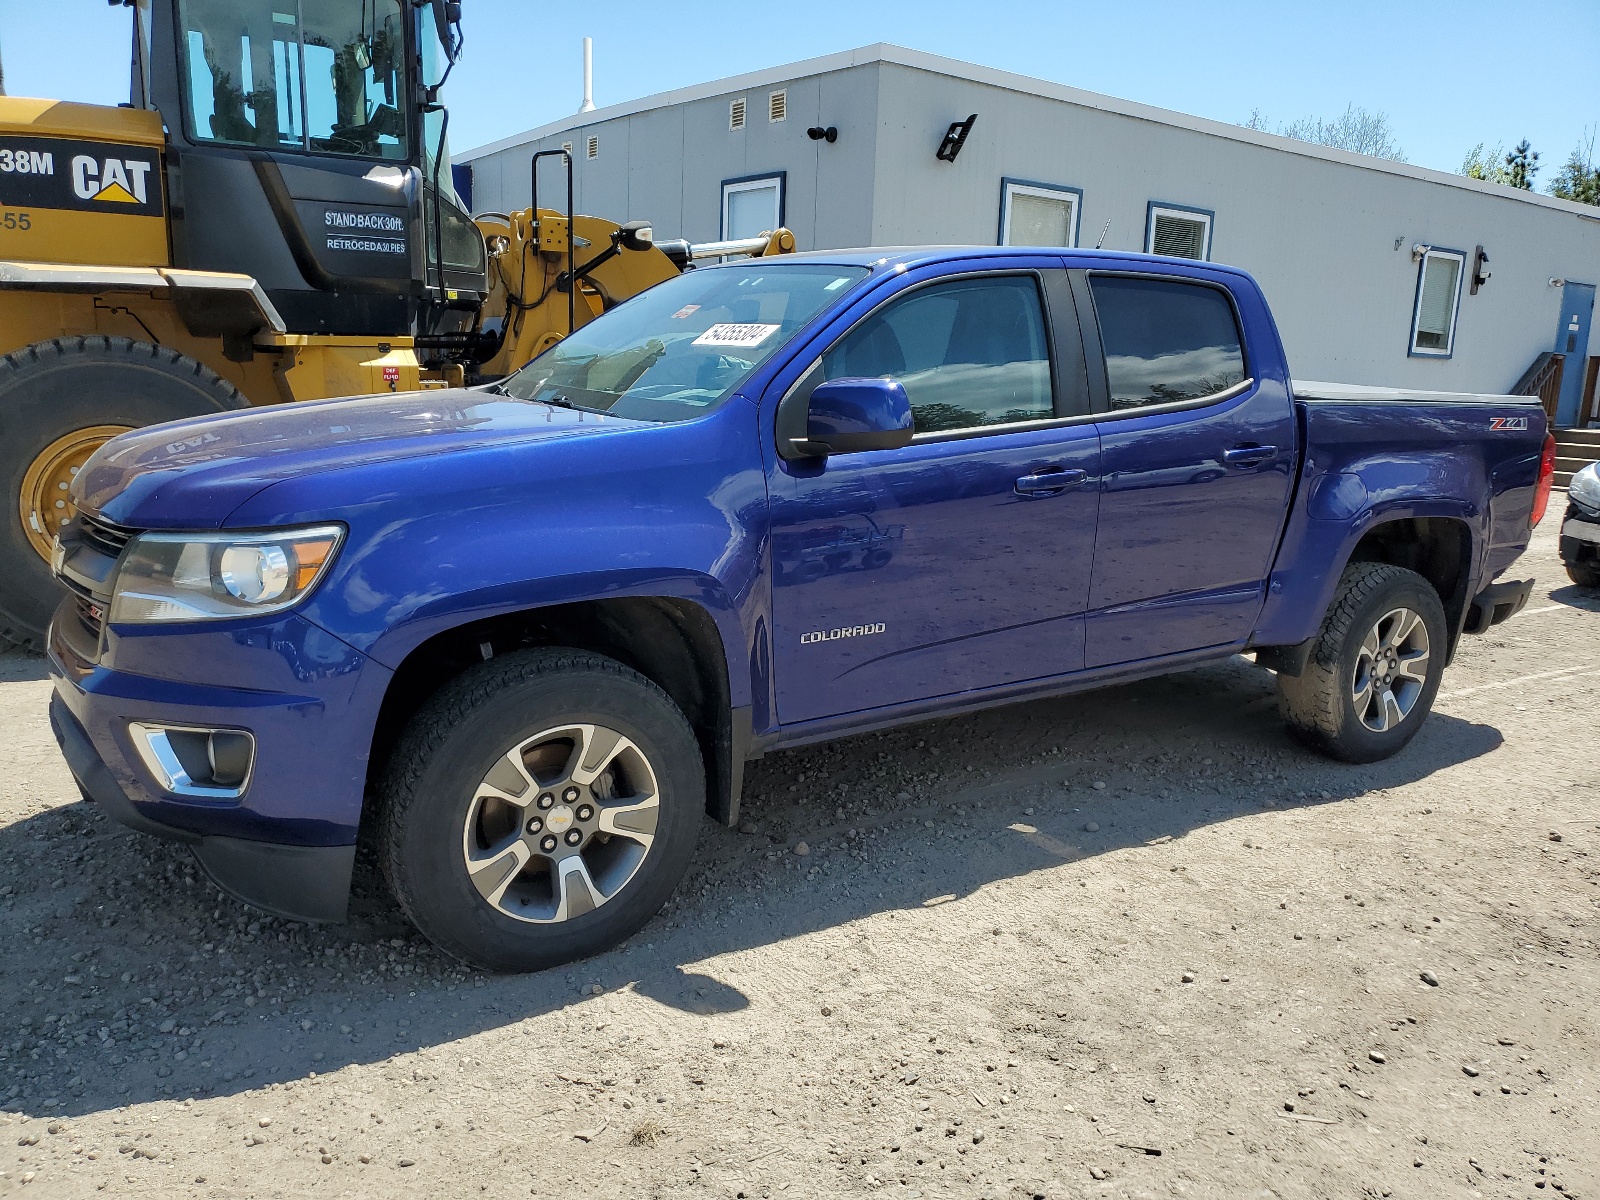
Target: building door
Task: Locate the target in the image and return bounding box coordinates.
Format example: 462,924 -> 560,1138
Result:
1555,281 -> 1596,428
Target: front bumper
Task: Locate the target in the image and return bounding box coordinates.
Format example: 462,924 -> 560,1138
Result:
47,598 -> 392,923
51,695 -> 355,921
1560,502 -> 1600,569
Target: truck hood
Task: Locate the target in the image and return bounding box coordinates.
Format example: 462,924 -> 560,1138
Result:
74,388 -> 647,529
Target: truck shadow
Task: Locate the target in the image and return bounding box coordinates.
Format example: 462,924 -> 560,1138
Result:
1,656 -> 1504,1119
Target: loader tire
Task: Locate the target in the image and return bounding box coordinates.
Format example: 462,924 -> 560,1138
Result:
1276,562 -> 1447,764
0,337 -> 249,650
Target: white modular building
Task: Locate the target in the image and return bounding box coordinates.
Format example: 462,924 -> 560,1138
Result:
458,44 -> 1600,427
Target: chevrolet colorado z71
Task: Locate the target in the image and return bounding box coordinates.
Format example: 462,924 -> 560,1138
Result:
48,248 -> 1557,970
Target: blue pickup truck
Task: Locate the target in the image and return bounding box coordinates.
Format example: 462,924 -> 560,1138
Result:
48,248 -> 1557,971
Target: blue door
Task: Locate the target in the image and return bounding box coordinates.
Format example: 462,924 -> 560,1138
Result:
1082,274 -> 1296,668
1555,281 -> 1595,427
768,271 -> 1101,725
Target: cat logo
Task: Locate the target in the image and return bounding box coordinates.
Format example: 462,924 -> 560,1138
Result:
71,154 -> 154,205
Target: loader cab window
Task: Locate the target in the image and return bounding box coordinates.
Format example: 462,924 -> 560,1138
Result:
178,0 -> 409,161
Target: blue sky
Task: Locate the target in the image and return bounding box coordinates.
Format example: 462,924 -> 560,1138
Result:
2,0 -> 1595,179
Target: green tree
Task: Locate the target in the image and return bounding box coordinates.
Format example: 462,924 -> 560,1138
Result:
1503,139 -> 1540,190
1460,142 -> 1509,183
1547,129 -> 1599,206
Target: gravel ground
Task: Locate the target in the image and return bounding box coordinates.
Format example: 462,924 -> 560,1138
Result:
0,504 -> 1596,1199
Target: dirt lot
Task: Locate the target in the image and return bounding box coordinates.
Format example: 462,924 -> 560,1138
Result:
0,507 -> 1596,1200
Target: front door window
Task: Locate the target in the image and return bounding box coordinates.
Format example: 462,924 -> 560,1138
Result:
178,0 -> 409,160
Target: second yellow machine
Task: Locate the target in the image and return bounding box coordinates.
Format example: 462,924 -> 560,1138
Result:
0,0 -> 793,649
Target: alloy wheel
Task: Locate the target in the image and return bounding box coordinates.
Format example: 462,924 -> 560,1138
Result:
1351,606 -> 1431,733
461,722 -> 660,923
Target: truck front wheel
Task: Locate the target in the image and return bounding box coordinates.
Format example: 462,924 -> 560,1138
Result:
378,649 -> 705,972
1276,563 -> 1447,763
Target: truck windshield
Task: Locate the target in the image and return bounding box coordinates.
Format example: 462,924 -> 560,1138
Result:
178,0 -> 409,160
498,264 -> 870,423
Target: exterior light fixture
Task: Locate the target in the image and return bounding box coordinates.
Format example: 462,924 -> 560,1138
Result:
1410,242 -> 1430,262
1469,245 -> 1490,295
807,126 -> 838,143
936,114 -> 977,163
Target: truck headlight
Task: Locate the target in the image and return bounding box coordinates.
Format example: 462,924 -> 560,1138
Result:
109,525 -> 344,624
1570,464 -> 1600,517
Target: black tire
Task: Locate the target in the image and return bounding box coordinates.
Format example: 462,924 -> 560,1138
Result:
1277,562 -> 1448,764
1567,562 -> 1600,589
0,336 -> 248,649
378,648 -> 704,972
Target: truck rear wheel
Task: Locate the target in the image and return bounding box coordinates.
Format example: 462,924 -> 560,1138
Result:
1567,562 -> 1600,589
378,649 -> 704,972
0,336 -> 248,649
1276,562 -> 1447,763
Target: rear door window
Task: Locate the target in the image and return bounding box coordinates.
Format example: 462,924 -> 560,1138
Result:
1088,276 -> 1246,410
821,275 -> 1054,433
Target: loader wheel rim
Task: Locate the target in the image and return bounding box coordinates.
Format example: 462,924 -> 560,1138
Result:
18,426 -> 133,562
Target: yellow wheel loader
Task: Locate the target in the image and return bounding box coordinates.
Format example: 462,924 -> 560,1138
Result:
0,0 -> 793,649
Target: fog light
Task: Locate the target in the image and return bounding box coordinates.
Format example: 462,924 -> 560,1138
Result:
129,723 -> 256,799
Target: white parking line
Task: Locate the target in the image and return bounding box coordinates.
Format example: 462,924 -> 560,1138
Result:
1440,664 -> 1600,701
1522,603 -> 1600,617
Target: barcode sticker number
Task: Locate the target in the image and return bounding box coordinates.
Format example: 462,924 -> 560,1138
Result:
692,323 -> 781,348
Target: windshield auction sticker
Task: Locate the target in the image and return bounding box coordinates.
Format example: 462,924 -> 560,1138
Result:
692,323 -> 781,348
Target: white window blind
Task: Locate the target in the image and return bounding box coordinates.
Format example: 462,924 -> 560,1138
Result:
729,97 -> 746,130
1002,182 -> 1078,247
1149,209 -> 1209,260
1412,250 -> 1464,355
769,90 -> 787,123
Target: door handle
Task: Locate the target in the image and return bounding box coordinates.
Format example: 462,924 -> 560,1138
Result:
1222,445 -> 1278,467
1014,468 -> 1088,496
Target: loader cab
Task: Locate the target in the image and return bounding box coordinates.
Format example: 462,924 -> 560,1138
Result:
130,0 -> 486,338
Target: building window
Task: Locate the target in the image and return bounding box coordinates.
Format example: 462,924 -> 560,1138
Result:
586,135 -> 599,160
1410,247 -> 1466,357
721,174 -> 785,242
999,179 -> 1081,247
730,97 -> 747,131
1089,275 -> 1246,410
1146,203 -> 1213,261
769,90 -> 787,123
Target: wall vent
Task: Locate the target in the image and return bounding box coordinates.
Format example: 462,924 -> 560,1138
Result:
586,135 -> 599,160
730,97 -> 747,131
769,90 -> 787,123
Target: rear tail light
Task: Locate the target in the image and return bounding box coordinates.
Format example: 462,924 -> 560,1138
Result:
1531,432 -> 1557,526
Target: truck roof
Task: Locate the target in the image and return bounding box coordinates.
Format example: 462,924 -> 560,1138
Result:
719,245 -> 1259,281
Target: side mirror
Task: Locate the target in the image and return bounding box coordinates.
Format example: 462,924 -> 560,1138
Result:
787,377 -> 914,458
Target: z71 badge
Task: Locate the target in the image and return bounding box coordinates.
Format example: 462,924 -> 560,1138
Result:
1489,416 -> 1530,430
